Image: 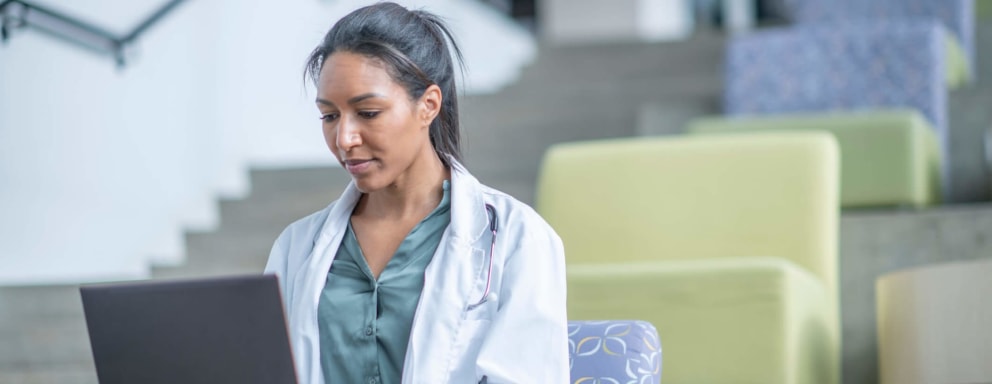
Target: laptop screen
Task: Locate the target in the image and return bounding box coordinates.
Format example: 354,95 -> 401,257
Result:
80,274 -> 297,384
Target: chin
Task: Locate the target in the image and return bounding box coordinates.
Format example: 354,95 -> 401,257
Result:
351,175 -> 387,194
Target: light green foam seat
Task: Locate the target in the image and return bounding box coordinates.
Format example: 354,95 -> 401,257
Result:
687,109 -> 942,209
945,32 -> 970,87
537,132 -> 840,384
569,258 -> 832,384
980,0 -> 992,20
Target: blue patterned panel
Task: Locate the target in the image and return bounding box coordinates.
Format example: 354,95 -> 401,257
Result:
568,320 -> 662,384
784,0 -> 975,72
725,21 -> 948,155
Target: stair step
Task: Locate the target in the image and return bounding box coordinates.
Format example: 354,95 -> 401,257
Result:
0,367 -> 97,384
0,286 -> 84,323
0,321 -> 93,367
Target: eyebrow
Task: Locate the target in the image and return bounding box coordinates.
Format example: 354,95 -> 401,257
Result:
316,93 -> 384,106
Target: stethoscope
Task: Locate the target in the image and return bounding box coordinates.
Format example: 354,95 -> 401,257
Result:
466,204 -> 498,311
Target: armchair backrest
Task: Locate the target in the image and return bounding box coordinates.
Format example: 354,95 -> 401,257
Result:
724,22 -> 950,155
785,0 -> 975,72
536,132 -> 839,307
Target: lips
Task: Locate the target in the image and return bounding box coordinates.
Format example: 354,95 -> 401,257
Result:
343,159 -> 373,174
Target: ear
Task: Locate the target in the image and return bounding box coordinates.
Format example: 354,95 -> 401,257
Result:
418,84 -> 443,129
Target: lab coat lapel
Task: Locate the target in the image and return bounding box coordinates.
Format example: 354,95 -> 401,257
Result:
291,181 -> 361,384
402,162 -> 490,383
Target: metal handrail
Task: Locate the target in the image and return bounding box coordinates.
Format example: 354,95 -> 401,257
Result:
0,0 -> 187,67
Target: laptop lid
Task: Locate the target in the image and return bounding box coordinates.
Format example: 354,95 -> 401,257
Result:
80,274 -> 297,384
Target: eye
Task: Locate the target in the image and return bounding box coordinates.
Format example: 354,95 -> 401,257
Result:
320,112 -> 339,122
357,111 -> 380,119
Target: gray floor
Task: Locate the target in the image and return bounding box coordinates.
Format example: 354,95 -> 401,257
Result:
3,23 -> 992,384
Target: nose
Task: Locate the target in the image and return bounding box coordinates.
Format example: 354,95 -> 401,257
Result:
335,116 -> 361,152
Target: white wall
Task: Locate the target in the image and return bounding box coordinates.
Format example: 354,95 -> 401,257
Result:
0,0 -> 535,285
541,0 -> 694,44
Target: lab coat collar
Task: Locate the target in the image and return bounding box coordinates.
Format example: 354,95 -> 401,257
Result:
329,157 -> 489,245
447,158 -> 489,245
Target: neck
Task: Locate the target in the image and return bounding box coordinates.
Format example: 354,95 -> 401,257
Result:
356,152 -> 450,220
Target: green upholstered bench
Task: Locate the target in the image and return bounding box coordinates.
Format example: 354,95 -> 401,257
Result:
569,258 -> 832,384
538,132 -> 840,384
687,109 -> 942,209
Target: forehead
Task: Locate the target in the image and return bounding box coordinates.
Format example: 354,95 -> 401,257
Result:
317,52 -> 399,96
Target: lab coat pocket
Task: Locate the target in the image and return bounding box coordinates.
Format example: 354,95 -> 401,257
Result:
450,318 -> 492,380
457,319 -> 491,350
463,298 -> 496,321
464,246 -> 497,321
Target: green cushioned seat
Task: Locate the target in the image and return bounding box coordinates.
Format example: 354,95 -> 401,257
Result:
687,110 -> 942,209
537,132 -> 840,384
569,258 -> 832,384
980,0 -> 992,19
945,33 -> 970,88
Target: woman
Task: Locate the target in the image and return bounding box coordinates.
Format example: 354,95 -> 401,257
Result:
264,3 -> 569,383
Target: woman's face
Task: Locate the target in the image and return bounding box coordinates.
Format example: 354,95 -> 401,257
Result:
316,51 -> 441,193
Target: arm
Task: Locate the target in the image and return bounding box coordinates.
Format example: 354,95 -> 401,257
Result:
476,221 -> 570,383
263,208 -> 328,304
263,232 -> 290,296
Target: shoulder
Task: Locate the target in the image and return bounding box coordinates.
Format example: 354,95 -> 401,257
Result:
277,201 -> 336,244
266,200 -> 338,274
477,183 -> 562,248
475,183 -> 566,295
478,185 -> 541,223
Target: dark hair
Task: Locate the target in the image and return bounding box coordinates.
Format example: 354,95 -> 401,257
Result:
305,2 -> 465,167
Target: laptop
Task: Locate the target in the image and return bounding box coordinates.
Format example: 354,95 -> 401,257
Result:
80,274 -> 298,384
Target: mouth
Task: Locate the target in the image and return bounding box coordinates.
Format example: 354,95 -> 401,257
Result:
343,159 -> 374,175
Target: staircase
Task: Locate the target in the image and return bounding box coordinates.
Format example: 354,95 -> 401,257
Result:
2,23 -> 992,384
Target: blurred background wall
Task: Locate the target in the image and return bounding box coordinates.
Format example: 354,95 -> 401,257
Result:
0,0 -> 536,284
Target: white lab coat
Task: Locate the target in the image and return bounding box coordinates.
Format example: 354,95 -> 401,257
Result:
264,161 -> 569,384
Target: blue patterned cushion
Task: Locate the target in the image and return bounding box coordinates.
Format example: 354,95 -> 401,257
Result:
568,320 -> 662,384
724,21 -> 948,157
784,0 -> 975,73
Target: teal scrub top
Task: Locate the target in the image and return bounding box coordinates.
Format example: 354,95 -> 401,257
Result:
318,181 -> 451,384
